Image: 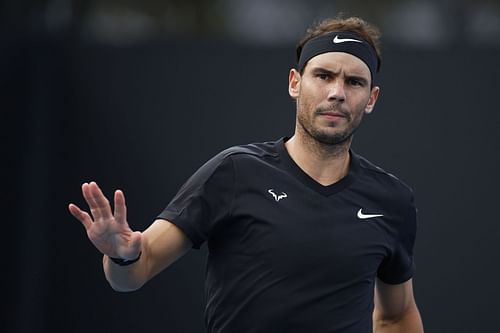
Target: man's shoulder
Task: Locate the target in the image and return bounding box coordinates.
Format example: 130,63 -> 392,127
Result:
215,138 -> 282,161
197,138 -> 281,177
189,139 -> 282,180
353,152 -> 414,197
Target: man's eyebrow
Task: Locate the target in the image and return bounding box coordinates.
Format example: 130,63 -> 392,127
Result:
310,67 -> 339,75
310,67 -> 370,83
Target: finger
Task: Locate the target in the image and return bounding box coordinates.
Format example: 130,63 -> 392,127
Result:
89,182 -> 113,220
114,190 -> 127,224
68,203 -> 93,230
82,182 -> 101,220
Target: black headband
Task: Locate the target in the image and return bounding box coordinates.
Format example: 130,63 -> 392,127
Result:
297,31 -> 379,82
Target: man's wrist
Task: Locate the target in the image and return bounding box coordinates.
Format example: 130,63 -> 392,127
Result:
108,252 -> 142,266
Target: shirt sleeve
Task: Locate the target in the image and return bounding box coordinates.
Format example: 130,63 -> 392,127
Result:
157,153 -> 235,249
377,193 -> 417,284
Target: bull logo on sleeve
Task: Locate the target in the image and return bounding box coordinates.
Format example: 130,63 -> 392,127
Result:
268,189 -> 288,202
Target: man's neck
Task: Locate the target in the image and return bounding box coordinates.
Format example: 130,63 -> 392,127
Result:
285,133 -> 352,186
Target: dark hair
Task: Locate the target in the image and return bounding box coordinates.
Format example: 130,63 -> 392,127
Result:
296,16 -> 382,73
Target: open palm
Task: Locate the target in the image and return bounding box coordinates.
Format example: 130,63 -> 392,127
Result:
68,182 -> 142,260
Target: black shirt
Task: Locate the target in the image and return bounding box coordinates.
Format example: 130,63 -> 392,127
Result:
158,138 -> 417,333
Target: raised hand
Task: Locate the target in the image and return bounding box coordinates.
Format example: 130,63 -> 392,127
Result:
68,182 -> 142,260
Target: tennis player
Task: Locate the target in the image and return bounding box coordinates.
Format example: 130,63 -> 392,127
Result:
69,16 -> 424,333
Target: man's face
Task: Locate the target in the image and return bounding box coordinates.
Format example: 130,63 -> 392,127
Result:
288,52 -> 380,145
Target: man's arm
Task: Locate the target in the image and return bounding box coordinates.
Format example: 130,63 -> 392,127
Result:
69,182 -> 192,292
103,219 -> 192,291
373,278 -> 424,333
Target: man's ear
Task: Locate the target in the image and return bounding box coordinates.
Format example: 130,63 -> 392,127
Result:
288,69 -> 301,99
365,86 -> 380,114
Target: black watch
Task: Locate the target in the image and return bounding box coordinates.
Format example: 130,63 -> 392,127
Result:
109,252 -> 141,266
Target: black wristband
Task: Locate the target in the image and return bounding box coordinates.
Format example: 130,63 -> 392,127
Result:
109,252 -> 141,266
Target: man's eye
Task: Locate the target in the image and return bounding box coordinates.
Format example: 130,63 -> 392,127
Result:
317,74 -> 329,80
348,79 -> 364,86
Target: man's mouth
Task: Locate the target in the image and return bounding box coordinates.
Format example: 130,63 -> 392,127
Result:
317,110 -> 349,121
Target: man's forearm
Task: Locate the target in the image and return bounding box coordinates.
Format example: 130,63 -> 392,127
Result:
102,220 -> 193,291
374,306 -> 424,333
103,252 -> 149,292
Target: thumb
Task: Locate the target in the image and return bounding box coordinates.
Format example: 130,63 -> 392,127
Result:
128,231 -> 143,257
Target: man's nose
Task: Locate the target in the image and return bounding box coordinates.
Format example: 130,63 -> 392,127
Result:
327,80 -> 346,102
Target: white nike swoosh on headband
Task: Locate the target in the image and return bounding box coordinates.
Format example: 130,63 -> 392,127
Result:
333,35 -> 363,44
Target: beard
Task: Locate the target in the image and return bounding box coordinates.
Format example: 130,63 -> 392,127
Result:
297,103 -> 364,146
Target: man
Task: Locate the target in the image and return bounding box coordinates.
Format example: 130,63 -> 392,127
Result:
69,16 -> 424,333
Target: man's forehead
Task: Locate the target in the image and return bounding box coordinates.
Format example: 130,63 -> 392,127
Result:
306,52 -> 371,77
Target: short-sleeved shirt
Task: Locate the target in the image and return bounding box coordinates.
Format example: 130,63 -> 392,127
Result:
158,138 -> 417,333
